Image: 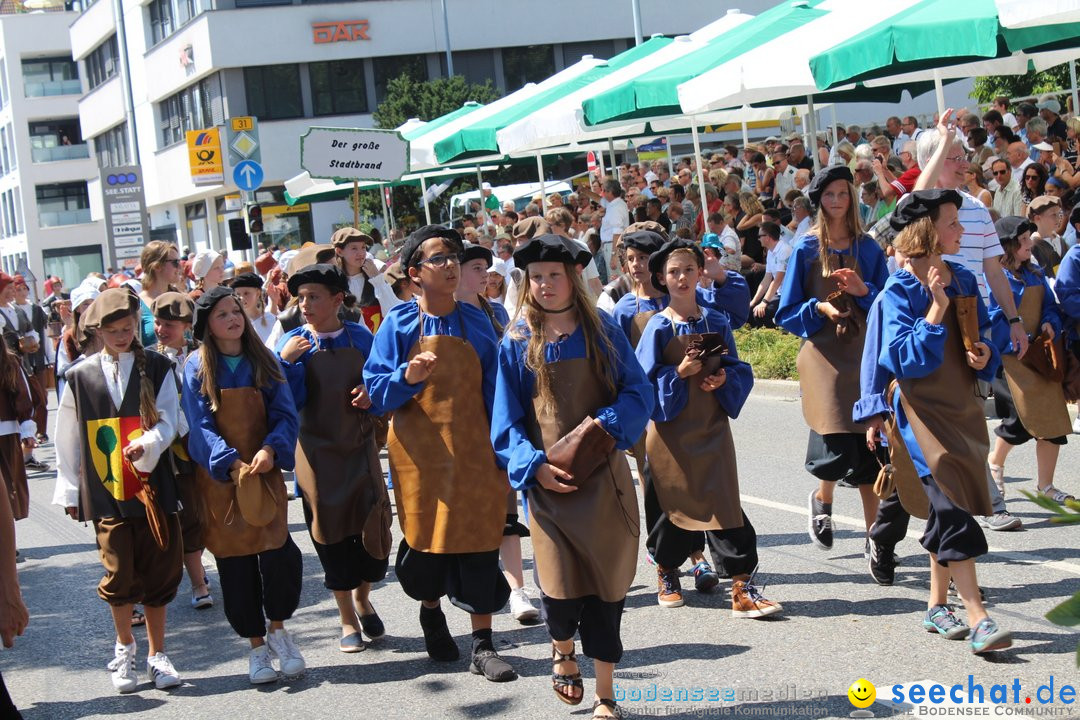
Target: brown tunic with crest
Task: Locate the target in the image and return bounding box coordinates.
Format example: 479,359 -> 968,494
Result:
896,300 -> 993,517
193,387 -> 289,558
525,357 -> 639,602
796,252 -> 867,435
646,322 -> 742,530
386,313 -> 507,554
294,332 -> 392,557
1000,283 -> 1072,439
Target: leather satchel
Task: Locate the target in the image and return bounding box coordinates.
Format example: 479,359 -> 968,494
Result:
685,333 -> 728,360
952,295 -> 981,354
1021,332 -> 1065,383
545,416 -> 616,486
124,455 -> 169,551
825,290 -> 859,340
232,463 -> 278,528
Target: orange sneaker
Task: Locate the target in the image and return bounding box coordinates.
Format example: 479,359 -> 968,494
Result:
657,566 -> 684,608
731,578 -> 782,618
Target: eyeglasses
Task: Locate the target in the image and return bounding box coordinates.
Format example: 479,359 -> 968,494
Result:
165,258 -> 181,267
992,169 -> 1010,176
944,155 -> 966,163
419,253 -> 463,268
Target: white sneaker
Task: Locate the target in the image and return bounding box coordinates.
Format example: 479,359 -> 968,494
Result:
248,645 -> 278,684
266,628 -> 306,677
147,652 -> 181,689
1073,415 -> 1080,435
509,587 -> 539,622
108,640 -> 139,693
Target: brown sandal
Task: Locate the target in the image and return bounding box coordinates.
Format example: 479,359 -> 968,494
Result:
593,698 -> 626,719
551,643 -> 584,706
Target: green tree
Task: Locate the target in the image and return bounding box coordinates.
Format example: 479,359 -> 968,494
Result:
360,74 -> 502,227
972,61 -> 1076,105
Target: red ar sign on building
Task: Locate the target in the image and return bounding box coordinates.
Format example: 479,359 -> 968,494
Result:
312,20 -> 372,44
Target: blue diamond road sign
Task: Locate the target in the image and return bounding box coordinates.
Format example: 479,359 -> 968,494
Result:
233,159 -> 264,192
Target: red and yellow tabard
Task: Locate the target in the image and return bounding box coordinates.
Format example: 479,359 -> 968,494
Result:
87,416 -> 147,502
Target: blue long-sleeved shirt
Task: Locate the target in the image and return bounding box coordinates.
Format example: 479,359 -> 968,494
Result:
611,276 -> 750,345
275,321 -> 375,410
363,300 -> 499,421
853,290 -> 893,423
875,261 -> 1004,476
1052,244 -> 1080,341
986,265 -> 1062,353
490,313 -> 654,491
182,350 -> 299,482
634,306 -> 753,423
775,234 -> 890,339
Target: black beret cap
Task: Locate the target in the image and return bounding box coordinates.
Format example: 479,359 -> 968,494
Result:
401,225 -> 464,269
462,241 -> 493,267
807,165 -> 854,208
648,239 -> 705,293
150,291 -> 194,323
621,230 -> 666,255
229,272 -> 263,290
193,285 -> 237,341
890,189 -> 963,231
287,263 -> 349,296
994,216 -> 1036,244
512,234 -> 592,270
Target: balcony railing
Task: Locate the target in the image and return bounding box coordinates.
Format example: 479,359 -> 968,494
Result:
24,79 -> 81,97
38,207 -> 91,226
31,144 -> 90,162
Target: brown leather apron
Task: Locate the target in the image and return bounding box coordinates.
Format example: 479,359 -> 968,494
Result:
386,311 -> 507,554
646,326 -> 742,530
525,356 -> 639,602
294,332 -> 392,555
896,301 -> 993,517
796,252 -> 867,435
193,387 -> 288,558
883,381 -> 929,520
1000,283 -> 1072,439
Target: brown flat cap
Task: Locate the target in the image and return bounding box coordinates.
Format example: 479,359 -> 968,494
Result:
625,220 -> 669,240
151,291 -> 194,323
331,227 -> 374,247
512,216 -> 551,240
81,287 -> 140,330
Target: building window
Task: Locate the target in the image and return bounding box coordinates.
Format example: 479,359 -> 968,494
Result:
43,245 -> 104,290
0,127 -> 7,176
437,50 -> 496,88
158,74 -> 223,148
22,56 -> 80,97
244,64 -> 303,121
94,124 -> 131,168
36,182 -> 91,227
309,59 -> 368,117
502,45 -> 555,93
148,0 -> 202,46
30,120 -> 88,163
562,40 -> 616,63
0,59 -> 7,109
86,35 -> 119,90
372,55 -> 428,104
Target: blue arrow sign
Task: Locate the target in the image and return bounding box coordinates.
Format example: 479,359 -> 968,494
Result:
233,159 -> 264,192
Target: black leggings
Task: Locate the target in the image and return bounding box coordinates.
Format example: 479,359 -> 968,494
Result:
543,595 -> 625,664
216,536 -> 304,638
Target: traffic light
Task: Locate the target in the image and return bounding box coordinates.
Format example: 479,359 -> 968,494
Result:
246,203 -> 263,235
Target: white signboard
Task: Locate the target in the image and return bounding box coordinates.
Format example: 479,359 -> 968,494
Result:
300,127 -> 409,183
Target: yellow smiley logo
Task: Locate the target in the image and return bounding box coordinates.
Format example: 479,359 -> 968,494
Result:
848,678 -> 876,709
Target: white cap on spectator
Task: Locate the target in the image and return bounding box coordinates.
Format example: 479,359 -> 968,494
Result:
191,250 -> 221,279
1032,141 -> 1054,151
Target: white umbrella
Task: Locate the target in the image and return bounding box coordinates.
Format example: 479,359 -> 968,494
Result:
996,0 -> 1080,29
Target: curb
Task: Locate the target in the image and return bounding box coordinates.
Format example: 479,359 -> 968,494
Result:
752,378 -> 801,400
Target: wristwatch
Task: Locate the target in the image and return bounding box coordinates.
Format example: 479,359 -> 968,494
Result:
1008,316 -> 1022,325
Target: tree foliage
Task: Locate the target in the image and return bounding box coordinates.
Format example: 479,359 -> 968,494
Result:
358,75 -> 503,229
972,61 -> 1075,105
372,74 -> 501,130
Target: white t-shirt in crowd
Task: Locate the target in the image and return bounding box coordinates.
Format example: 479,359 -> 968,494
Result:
765,240 -> 793,275
600,197 -> 629,245
941,190 -> 1003,301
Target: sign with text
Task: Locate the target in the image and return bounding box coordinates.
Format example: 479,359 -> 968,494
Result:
312,19 -> 370,44
300,127 -> 408,183
100,166 -> 150,270
186,128 -> 224,185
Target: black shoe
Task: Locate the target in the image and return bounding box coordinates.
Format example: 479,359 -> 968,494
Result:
867,539 -> 896,586
15,549 -> 24,564
419,607 -> 459,662
469,647 -> 517,682
25,457 -> 49,472
807,489 -> 833,549
359,610 -> 385,640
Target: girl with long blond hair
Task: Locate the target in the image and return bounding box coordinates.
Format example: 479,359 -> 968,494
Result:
491,234 -> 653,719
180,286 -> 303,685
775,166 -> 889,556
52,288 -> 184,694
138,241 -> 182,348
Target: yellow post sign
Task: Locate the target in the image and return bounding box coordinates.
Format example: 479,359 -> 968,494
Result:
230,116 -> 254,132
186,128 -> 224,185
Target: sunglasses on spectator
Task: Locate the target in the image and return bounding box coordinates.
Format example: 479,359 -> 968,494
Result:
992,169 -> 1010,176
1025,175 -> 1040,181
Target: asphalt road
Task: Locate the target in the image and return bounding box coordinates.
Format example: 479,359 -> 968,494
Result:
3,387 -> 1078,720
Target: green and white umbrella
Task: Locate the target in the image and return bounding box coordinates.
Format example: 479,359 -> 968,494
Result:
807,0 -> 1080,94
581,0 -> 830,127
